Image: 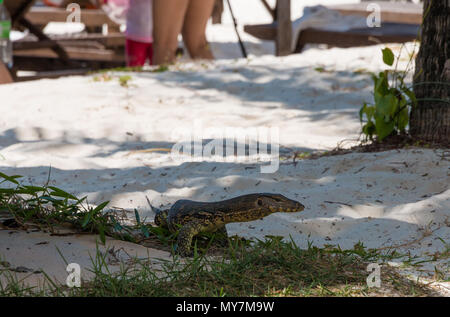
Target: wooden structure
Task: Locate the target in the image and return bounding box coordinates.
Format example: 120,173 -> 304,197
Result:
5,0 -> 125,81
295,22 -> 419,53
243,0 -> 292,56
6,0 -> 70,64
328,2 -> 422,25
244,0 -> 423,55
25,6 -> 121,32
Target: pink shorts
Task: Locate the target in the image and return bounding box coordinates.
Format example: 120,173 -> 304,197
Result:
125,39 -> 154,67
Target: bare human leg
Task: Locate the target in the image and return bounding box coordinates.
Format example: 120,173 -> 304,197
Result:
152,0 -> 189,65
0,62 -> 12,85
182,0 -> 215,60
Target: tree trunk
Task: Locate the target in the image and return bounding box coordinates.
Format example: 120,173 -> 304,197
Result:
410,0 -> 450,143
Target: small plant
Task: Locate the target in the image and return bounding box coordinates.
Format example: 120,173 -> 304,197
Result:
119,75 -> 132,87
92,73 -> 113,82
359,47 -> 417,142
0,171 -> 135,244
152,65 -> 169,73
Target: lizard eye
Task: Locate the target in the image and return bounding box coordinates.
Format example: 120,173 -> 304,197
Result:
257,198 -> 263,206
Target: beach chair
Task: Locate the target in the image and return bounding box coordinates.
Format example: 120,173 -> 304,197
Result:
4,0 -> 74,80
26,2 -> 122,33
328,2 -> 422,25
294,1 -> 422,53
6,0 -> 69,62
244,0 -> 422,55
7,0 -> 125,81
244,0 -> 292,56
294,22 -> 420,53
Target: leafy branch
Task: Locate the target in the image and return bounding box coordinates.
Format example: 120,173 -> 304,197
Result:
359,47 -> 417,142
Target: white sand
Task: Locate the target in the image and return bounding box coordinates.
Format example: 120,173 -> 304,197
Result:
0,1 -> 449,293
0,228 -> 170,288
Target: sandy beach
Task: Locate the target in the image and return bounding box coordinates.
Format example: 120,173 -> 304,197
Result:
0,0 -> 448,294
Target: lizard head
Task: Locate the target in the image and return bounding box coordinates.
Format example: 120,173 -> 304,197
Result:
254,193 -> 305,213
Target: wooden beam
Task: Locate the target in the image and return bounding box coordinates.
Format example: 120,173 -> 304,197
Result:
5,0 -> 36,25
25,7 -> 121,31
275,0 -> 291,56
244,23 -> 276,41
18,17 -> 70,62
328,2 -> 422,25
48,33 -> 125,47
294,23 -> 419,53
14,47 -> 125,62
12,56 -> 82,71
14,33 -> 125,50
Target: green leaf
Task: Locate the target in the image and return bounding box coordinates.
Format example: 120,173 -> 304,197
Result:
397,106 -> 409,132
373,74 -> 389,105
134,208 -> 141,225
376,94 -> 398,117
21,185 -> 46,194
401,86 -> 417,107
91,201 -> 109,215
366,105 -> 375,121
363,121 -> 375,133
81,212 -> 91,228
0,172 -> 21,184
98,225 -> 106,244
389,89 -> 403,115
0,188 -> 16,194
359,104 -> 366,122
39,196 -> 63,204
141,225 -> 150,238
48,186 -> 78,200
375,114 -> 395,141
113,221 -> 124,232
362,121 -> 376,141
382,47 -> 395,66
360,103 -> 377,123
77,196 -> 88,204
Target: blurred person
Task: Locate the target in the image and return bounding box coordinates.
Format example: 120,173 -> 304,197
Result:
125,0 -> 153,66
105,0 -> 153,66
152,0 -> 215,65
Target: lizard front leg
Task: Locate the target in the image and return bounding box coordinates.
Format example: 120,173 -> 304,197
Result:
213,225 -> 229,247
176,220 -> 211,257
